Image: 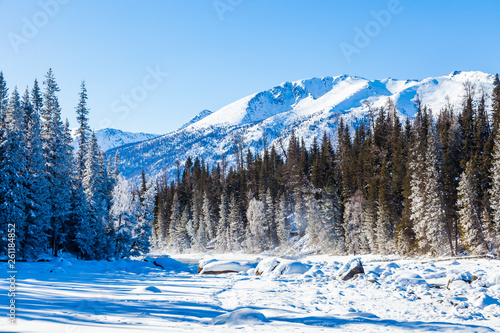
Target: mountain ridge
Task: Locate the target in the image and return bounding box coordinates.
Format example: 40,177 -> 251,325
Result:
109,71 -> 495,180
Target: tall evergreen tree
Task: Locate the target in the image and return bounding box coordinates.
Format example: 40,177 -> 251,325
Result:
21,88 -> 51,258
75,81 -> 90,180
457,161 -> 489,254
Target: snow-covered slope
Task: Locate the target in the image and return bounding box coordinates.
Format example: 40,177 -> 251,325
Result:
71,128 -> 159,152
110,71 -> 495,179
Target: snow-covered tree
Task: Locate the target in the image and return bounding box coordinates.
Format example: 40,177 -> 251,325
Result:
343,189 -> 367,255
75,81 -> 90,180
110,175 -> 136,258
130,180 -> 156,256
489,129 -> 500,255
276,193 -> 291,248
228,193 -> 244,251
419,127 -> 448,255
0,87 -> 28,254
246,197 -> 267,252
41,69 -> 73,255
21,88 -> 50,258
457,161 -> 489,254
215,190 -> 229,252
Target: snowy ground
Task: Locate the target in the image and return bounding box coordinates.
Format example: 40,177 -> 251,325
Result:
2,254 -> 500,332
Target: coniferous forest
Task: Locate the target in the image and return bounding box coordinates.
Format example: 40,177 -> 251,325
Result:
2,70 -> 500,260
152,75 -> 500,257
0,70 -> 155,260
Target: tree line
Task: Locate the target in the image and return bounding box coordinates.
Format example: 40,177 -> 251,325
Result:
0,70 -> 155,260
153,75 -> 500,257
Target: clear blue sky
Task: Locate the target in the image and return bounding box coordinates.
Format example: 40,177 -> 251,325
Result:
0,0 -> 499,134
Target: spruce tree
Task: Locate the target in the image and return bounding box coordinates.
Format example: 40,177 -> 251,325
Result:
0,87 -> 29,255
41,69 -> 73,256
21,88 -> 50,258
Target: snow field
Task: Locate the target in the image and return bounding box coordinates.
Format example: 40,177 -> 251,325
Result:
1,254 -> 500,332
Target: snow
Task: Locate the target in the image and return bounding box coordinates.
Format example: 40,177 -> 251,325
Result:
200,260 -> 255,274
3,254 -> 500,332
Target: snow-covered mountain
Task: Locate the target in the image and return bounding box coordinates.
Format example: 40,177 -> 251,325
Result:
109,71 -> 496,179
71,128 -> 159,152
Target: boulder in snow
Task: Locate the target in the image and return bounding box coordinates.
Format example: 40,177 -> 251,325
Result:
255,258 -> 311,277
197,258 -> 217,273
339,258 -> 365,281
200,261 -> 255,275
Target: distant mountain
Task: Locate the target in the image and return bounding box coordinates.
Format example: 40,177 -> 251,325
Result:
178,109 -> 213,130
109,71 -> 495,179
71,128 -> 159,152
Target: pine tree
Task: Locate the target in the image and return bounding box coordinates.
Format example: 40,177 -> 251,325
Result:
489,128 -> 500,254
21,88 -> 51,258
228,193 -> 244,251
343,189 -> 368,255
457,161 -> 489,254
215,190 -> 230,252
75,81 -> 90,180
110,175 -> 136,258
130,180 -> 155,256
81,132 -> 107,258
168,192 -> 182,249
246,197 -> 267,252
376,158 -> 394,254
41,69 -> 73,256
276,193 -> 291,249
0,87 -> 29,255
419,126 -> 448,255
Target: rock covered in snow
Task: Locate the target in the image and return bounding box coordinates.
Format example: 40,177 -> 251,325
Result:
338,258 -> 365,281
255,257 -> 311,277
200,260 -> 255,275
197,258 -> 218,273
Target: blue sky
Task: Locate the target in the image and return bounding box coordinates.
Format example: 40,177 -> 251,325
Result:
0,0 -> 499,134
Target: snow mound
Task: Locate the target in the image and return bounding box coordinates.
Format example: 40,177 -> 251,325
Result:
200,261 -> 255,274
132,286 -> 162,293
255,258 -> 312,277
210,308 -> 268,325
489,271 -> 500,285
474,294 -> 500,308
392,271 -> 427,286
